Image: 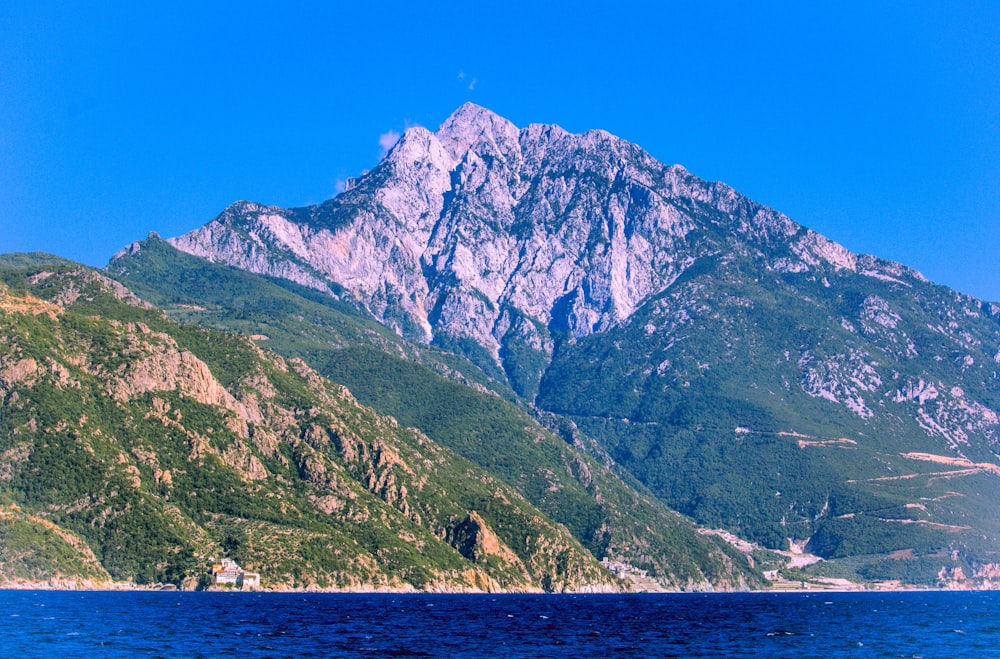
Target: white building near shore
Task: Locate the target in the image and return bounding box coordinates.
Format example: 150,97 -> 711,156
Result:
211,558 -> 260,589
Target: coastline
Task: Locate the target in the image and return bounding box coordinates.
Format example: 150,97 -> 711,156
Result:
2,578 -> 995,594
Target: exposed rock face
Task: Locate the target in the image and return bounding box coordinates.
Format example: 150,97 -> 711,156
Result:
170,104 -> 874,352
447,511 -> 521,566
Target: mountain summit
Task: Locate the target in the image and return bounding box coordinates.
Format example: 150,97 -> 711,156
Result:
171,103 -> 873,351
162,105 -> 1000,583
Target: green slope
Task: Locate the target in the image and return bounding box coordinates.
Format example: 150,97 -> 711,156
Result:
105,237 -> 764,589
0,264 -> 617,591
537,253 -> 1000,581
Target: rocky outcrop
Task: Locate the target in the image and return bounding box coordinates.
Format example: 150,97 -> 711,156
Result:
168,104 -> 890,356
447,511 -> 521,566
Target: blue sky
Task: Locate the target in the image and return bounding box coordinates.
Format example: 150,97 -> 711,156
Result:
2,2 -> 998,300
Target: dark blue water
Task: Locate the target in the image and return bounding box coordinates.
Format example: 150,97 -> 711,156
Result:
1,591 -> 997,658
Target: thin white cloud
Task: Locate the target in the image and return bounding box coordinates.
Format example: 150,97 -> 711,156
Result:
458,71 -> 477,90
378,129 -> 401,157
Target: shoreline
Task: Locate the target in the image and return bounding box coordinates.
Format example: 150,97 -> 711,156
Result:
2,581 -> 996,595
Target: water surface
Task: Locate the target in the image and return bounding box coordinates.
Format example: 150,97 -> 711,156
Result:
2,590 -> 997,658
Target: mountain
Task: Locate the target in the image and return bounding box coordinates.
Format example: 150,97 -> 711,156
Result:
157,103 -> 1000,586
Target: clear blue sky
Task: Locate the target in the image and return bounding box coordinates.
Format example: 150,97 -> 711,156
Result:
2,2 -> 998,300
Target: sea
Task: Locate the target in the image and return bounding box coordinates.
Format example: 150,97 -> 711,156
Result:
1,590 -> 997,658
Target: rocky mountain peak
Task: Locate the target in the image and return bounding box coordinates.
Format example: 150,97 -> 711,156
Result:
520,121 -> 571,148
436,102 -> 520,162
167,104 -> 938,366
385,125 -> 456,173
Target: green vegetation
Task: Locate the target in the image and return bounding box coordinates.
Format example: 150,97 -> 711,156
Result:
0,252 -> 78,270
536,253 -> 1000,568
4,233 -> 1000,590
0,508 -> 110,583
0,263 -> 625,591
102,238 -> 764,589
498,311 -> 551,400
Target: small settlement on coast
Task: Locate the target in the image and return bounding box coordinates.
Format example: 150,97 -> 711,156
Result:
210,558 -> 260,590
